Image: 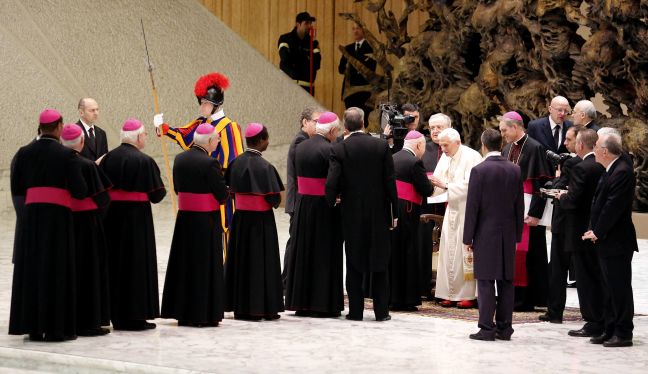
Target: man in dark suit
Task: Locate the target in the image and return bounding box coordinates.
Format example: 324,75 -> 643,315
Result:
554,128 -> 606,337
282,106 -> 321,287
527,96 -> 573,153
464,129 -> 524,341
338,22 -> 377,125
541,126 -> 582,323
76,98 -> 108,161
582,129 -> 638,347
326,107 -> 398,322
572,100 -> 600,132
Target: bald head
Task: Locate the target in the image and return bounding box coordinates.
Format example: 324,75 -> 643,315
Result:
78,98 -> 99,126
549,96 -> 570,125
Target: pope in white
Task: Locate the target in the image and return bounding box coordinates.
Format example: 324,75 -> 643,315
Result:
430,128 -> 483,308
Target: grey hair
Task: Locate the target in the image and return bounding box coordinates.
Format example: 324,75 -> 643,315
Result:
299,106 -> 324,128
194,129 -> 218,146
438,127 -> 461,142
343,107 -> 364,131
576,100 -> 597,120
597,127 -> 620,137
601,132 -> 623,155
120,125 -> 144,143
61,134 -> 83,148
428,113 -> 452,128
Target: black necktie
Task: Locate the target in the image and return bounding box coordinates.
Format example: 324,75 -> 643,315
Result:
355,42 -> 361,52
88,127 -> 95,139
553,125 -> 561,150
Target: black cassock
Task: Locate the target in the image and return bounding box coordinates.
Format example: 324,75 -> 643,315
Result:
71,154 -> 112,331
224,150 -> 285,318
161,146 -> 228,325
285,135 -> 344,315
391,149 -> 433,308
100,143 -> 166,325
9,136 -> 88,339
502,134 -> 554,309
418,139 -> 444,296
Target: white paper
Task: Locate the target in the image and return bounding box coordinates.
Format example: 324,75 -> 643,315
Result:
523,193 -> 553,227
427,192 -> 448,204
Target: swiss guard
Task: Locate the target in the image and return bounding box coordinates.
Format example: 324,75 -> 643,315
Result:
154,72 -> 244,238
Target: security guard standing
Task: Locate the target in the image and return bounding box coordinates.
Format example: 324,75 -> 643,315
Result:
278,12 -> 321,96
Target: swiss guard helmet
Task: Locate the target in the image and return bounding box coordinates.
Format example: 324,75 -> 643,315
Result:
194,72 -> 230,107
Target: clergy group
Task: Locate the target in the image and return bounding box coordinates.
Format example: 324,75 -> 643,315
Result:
9,77 -> 638,348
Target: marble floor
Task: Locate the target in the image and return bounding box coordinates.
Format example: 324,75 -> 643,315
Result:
0,206 -> 646,373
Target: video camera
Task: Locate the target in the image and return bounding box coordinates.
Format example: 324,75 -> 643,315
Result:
380,103 -> 416,141
546,150 -> 572,168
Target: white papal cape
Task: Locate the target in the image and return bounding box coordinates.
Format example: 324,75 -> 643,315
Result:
433,145 -> 483,301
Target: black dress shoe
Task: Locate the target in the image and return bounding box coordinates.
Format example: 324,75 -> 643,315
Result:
345,314 -> 362,321
234,314 -> 262,321
495,333 -> 511,341
143,321 -> 156,329
375,315 -> 391,322
568,327 -> 597,337
78,327 -> 111,336
590,333 -> 612,344
538,313 -> 562,324
263,314 -> 281,321
603,336 -> 633,347
469,331 -> 495,341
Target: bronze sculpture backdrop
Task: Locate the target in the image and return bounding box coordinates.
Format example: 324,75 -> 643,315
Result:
339,0 -> 648,211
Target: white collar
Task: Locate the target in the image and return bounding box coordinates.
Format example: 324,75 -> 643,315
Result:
344,129 -> 365,139
210,109 -> 225,122
583,151 -> 595,159
79,119 -> 93,133
247,148 -> 262,155
549,116 -> 562,130
606,156 -> 620,172
355,39 -> 365,46
484,151 -> 501,159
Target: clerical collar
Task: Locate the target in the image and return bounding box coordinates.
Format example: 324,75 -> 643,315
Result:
484,151 -> 501,159
513,134 -> 527,145
39,134 -> 59,142
247,148 -> 262,155
606,156 -> 620,172
210,109 -> 225,122
192,144 -> 209,155
316,133 -> 331,142
402,146 -> 416,157
583,151 -> 595,159
79,119 -> 94,133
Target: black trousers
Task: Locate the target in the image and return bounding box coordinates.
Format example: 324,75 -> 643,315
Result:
281,213 -> 294,290
547,233 -> 570,319
599,251 -> 634,339
572,250 -> 605,334
346,259 -> 389,320
516,226 -> 549,308
477,279 -> 514,338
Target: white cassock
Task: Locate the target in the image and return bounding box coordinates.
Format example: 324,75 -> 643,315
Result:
433,145 -> 483,301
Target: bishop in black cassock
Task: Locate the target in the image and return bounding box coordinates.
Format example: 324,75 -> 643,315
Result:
162,123 -> 228,327
224,123 -> 285,321
285,112 -> 344,317
100,119 -> 166,331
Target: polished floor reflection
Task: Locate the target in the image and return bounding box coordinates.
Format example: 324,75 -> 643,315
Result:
0,208 -> 645,373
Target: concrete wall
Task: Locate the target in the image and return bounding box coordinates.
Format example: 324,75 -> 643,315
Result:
0,0 -> 321,216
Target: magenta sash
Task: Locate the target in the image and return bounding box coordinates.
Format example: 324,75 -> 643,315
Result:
297,176 -> 326,196
235,194 -> 272,211
71,197 -> 98,212
513,179 -> 535,287
109,189 -> 149,202
178,192 -> 220,212
25,187 -> 72,208
396,180 -> 422,205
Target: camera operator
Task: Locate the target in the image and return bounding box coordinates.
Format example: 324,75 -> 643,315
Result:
540,125 -> 581,323
382,103 -> 419,153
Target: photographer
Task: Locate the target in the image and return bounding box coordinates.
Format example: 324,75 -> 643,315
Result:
540,126 -> 581,323
382,103 -> 419,153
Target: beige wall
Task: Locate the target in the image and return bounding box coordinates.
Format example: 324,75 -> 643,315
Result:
199,0 -> 429,114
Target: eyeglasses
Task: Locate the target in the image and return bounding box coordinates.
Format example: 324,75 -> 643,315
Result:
550,106 -> 571,115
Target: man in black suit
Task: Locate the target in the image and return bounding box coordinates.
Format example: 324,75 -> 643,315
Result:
582,129 -> 638,347
76,98 -> 108,161
282,106 -> 321,287
464,129 -> 524,341
541,126 -> 582,323
554,128 -> 606,337
326,107 -> 398,322
571,100 -> 600,132
527,96 -> 573,153
338,22 -> 376,125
